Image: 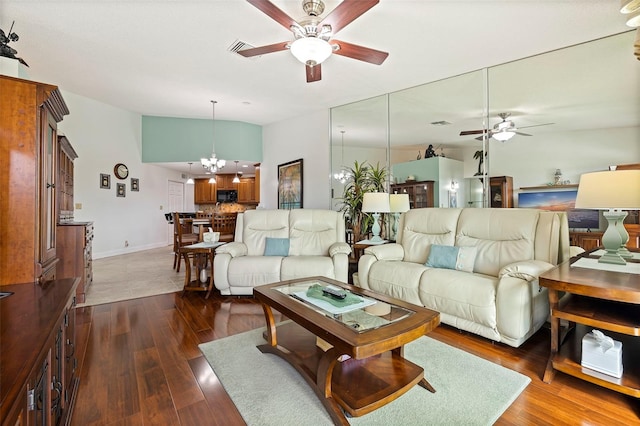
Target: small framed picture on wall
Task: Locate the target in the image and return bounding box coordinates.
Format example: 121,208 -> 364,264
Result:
100,173 -> 111,189
131,178 -> 139,192
117,183 -> 126,197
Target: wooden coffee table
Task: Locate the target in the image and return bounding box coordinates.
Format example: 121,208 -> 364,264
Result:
253,276 -> 440,425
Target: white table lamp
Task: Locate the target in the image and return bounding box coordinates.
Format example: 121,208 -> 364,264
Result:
390,193 -> 410,239
575,169 -> 640,264
362,192 -> 390,243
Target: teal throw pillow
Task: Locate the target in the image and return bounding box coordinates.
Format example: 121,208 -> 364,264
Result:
425,244 -> 458,269
264,237 -> 290,256
426,244 -> 477,273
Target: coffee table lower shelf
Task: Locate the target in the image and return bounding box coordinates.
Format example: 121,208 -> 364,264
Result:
259,321 -> 428,421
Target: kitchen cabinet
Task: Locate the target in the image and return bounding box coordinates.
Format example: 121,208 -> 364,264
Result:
216,174 -> 236,190
489,176 -> 513,208
237,177 -> 257,203
0,278 -> 80,426
194,178 -> 217,204
0,75 -> 69,285
390,180 -> 435,209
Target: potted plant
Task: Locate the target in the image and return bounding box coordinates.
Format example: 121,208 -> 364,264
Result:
336,160 -> 388,242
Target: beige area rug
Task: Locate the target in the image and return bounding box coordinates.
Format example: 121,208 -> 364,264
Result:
78,246 -> 184,307
200,326 -> 531,425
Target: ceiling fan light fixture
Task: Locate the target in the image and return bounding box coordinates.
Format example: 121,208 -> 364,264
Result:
290,37 -> 332,66
492,130 -> 516,142
624,9 -> 640,26
621,0 -> 640,14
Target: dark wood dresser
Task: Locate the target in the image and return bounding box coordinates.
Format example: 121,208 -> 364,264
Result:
0,278 -> 80,425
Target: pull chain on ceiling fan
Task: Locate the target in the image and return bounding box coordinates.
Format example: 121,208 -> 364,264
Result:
238,0 -> 389,83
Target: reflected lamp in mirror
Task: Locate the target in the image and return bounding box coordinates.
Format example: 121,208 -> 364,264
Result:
620,0 -> 640,26
492,128 -> 516,142
575,169 -> 640,264
362,192 -> 391,243
390,193 -> 410,239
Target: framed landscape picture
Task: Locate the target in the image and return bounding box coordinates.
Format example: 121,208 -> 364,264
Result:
278,158 -> 303,209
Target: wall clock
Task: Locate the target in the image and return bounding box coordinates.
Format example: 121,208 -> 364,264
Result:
114,163 -> 129,180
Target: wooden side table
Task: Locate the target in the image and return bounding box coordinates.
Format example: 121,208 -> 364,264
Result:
539,252 -> 640,400
180,242 -> 225,298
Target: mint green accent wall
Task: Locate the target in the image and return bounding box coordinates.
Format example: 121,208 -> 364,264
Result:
393,158 -> 441,206
141,116 -> 262,162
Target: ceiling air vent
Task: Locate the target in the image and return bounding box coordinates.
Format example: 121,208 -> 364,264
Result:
228,40 -> 257,57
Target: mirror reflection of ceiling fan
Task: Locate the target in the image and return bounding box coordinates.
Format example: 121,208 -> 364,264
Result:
459,113 -> 554,141
238,0 -> 389,83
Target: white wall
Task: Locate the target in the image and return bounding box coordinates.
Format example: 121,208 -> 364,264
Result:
59,91 -> 187,259
489,126 -> 640,202
261,109 -> 331,209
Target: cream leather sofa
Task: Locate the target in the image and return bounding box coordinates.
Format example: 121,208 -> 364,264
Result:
358,208 -> 570,347
214,209 -> 351,295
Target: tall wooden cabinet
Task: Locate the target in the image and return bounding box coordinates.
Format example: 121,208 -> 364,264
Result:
0,75 -> 69,285
390,180 -> 435,209
489,176 -> 514,208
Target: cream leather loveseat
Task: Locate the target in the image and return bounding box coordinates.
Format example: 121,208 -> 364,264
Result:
358,208 -> 570,347
214,209 -> 351,295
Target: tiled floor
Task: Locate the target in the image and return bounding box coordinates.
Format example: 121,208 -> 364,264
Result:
79,245 -> 184,307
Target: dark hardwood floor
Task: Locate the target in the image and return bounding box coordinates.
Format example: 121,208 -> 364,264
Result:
70,291 -> 640,425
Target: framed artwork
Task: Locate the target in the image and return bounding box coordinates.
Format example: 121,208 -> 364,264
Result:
131,178 -> 139,192
448,191 -> 457,208
100,173 -> 111,189
116,183 -> 126,197
278,158 -> 303,209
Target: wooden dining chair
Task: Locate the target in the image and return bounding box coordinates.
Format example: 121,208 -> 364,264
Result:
173,212 -> 199,272
212,212 -> 238,243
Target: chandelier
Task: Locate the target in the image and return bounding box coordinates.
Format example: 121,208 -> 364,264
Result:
333,130 -> 352,183
201,100 -> 226,173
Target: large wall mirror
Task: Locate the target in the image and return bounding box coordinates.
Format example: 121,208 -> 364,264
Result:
331,30 -> 639,221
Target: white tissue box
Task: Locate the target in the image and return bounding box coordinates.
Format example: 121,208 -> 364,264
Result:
581,332 -> 623,378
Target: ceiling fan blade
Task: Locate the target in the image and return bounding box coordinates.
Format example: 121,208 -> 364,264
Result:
331,40 -> 388,65
306,64 -> 322,83
319,0 -> 379,35
459,130 -> 486,136
514,131 -> 532,136
236,42 -> 290,57
518,122 -> 555,130
246,0 -> 298,30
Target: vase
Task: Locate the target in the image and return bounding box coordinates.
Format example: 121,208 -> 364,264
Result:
200,268 -> 208,283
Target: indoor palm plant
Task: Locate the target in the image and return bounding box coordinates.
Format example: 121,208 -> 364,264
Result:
337,160 -> 388,242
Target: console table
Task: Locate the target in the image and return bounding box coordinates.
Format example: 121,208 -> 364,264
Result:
540,252 -> 640,400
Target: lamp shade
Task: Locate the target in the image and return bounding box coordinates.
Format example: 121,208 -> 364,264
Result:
290,37 -> 332,65
362,192 -> 390,213
390,194 -> 410,213
575,170 -> 640,209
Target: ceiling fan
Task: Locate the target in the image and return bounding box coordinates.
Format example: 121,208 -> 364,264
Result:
238,0 -> 389,83
460,113 -> 554,142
